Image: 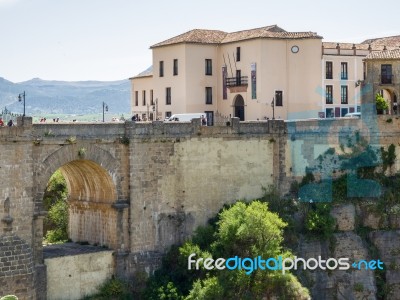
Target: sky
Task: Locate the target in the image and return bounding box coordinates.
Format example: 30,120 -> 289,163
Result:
1,0 -> 400,83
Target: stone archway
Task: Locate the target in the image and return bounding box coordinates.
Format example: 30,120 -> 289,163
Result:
377,88 -> 398,115
59,159 -> 118,247
233,94 -> 245,121
32,143 -> 129,263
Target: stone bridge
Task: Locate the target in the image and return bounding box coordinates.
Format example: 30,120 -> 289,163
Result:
1,115 -> 400,299
0,117 -> 286,299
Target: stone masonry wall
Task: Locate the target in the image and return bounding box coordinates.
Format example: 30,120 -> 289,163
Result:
1,116 -> 400,298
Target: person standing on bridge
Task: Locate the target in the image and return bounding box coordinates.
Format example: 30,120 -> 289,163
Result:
201,115 -> 207,126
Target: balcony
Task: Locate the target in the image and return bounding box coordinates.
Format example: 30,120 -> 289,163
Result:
226,76 -> 248,87
380,74 -> 394,85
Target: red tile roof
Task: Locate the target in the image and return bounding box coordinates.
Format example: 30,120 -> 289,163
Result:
362,35 -> 400,48
365,49 -> 400,60
151,25 -> 322,48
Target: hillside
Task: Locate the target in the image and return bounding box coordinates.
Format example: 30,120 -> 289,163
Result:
0,77 -> 131,115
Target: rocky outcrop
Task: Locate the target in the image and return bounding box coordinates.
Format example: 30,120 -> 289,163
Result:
297,203 -> 400,300
369,231 -> 400,299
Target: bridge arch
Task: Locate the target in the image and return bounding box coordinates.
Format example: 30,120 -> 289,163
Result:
33,143 -> 128,260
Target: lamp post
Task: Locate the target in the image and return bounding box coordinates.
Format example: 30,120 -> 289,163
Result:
18,91 -> 26,116
102,102 -> 108,122
271,97 -> 275,120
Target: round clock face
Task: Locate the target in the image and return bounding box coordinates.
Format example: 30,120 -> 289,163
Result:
291,45 -> 299,53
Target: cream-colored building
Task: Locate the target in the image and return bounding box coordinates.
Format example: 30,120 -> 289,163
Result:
321,37 -> 400,118
130,26 -> 400,122
130,25 -> 323,123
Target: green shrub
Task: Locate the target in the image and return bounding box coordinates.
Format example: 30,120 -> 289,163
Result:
83,277 -> 132,299
305,203 -> 335,240
45,199 -> 68,243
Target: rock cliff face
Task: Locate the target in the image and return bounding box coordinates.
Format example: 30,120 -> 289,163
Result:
296,203 -> 400,300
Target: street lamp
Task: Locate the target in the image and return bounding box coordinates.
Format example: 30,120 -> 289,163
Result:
18,91 -> 26,116
102,102 -> 108,122
271,97 -> 275,120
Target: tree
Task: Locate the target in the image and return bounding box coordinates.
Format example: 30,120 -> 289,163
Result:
43,170 -> 69,243
376,93 -> 388,114
143,201 -> 310,300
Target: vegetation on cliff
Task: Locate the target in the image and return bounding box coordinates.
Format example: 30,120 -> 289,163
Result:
142,200 -> 310,300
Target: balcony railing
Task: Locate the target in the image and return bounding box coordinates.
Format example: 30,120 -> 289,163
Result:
226,76 -> 248,87
380,74 -> 394,84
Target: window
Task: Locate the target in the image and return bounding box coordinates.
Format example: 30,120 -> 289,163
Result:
205,111 -> 214,126
142,90 -> 146,106
159,61 -> 164,77
236,70 -> 241,85
173,59 -> 178,76
236,47 -> 241,62
326,85 -> 333,104
166,87 -> 171,105
326,108 -> 334,118
363,62 -> 366,80
135,91 -> 138,106
341,85 -> 348,104
150,90 -> 154,105
165,111 -> 172,119
205,87 -> 212,104
205,59 -> 212,75
341,62 -> 348,80
381,64 -> 393,84
326,61 -> 333,79
275,91 -> 283,106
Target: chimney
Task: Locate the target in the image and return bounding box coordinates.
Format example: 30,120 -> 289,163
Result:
368,44 -> 372,53
352,43 -> 356,56
336,43 -> 340,55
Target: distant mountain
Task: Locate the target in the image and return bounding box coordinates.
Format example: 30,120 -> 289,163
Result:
0,77 -> 131,115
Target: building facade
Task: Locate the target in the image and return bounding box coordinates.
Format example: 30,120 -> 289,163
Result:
363,49 -> 400,115
130,26 -> 400,121
130,25 -> 323,122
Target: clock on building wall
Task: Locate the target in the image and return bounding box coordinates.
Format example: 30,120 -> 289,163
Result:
291,45 -> 299,53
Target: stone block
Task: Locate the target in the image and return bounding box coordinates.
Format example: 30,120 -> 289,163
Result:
330,204 -> 355,231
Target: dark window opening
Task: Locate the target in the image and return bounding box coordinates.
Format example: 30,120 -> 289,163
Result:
326,61 -> 333,79
236,70 -> 241,85
166,87 -> 171,105
205,111 -> 214,126
275,91 -> 283,106
135,91 -> 138,106
205,59 -> 212,75
341,85 -> 348,104
173,59 -> 178,76
205,87 -> 212,104
381,64 -> 393,84
326,85 -> 333,104
236,47 -> 241,61
341,62 -> 348,80
159,61 -> 164,77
